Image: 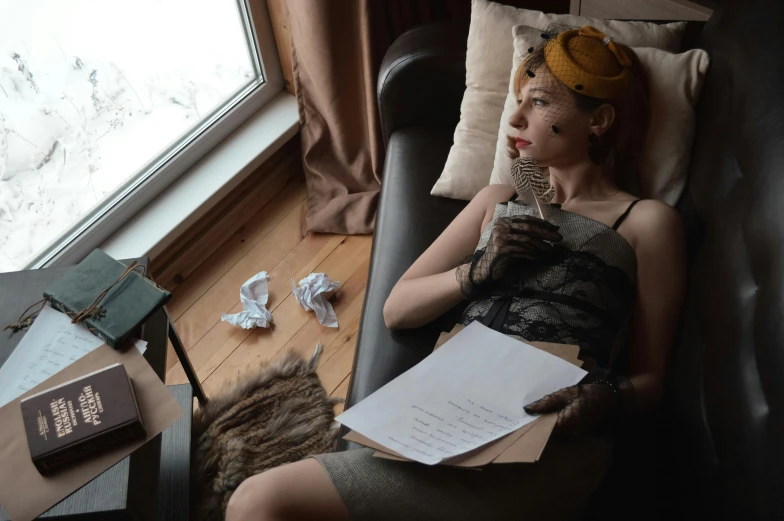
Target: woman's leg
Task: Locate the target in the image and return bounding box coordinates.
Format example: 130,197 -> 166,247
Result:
225,458 -> 350,521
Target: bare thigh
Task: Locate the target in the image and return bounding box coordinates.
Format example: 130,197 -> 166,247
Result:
225,458 -> 350,521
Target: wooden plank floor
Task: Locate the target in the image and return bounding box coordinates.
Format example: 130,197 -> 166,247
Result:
164,177 -> 371,415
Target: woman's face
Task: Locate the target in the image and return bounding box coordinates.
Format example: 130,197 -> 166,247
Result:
508,67 -> 595,168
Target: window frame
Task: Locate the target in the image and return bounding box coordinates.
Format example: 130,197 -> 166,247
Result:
25,0 -> 284,270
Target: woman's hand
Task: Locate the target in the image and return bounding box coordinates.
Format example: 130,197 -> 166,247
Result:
455,215 -> 562,297
523,372 -> 636,439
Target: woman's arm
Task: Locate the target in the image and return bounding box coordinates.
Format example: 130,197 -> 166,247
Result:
383,184 -> 516,330
625,200 -> 688,413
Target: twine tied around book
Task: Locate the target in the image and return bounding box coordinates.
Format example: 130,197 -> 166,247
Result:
4,261 -> 150,333
70,261 -> 146,324
3,298 -> 48,332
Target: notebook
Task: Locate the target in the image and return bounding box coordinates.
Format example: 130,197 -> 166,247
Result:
44,249 -> 171,348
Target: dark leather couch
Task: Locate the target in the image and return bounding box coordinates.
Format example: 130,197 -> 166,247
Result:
341,0 -> 784,518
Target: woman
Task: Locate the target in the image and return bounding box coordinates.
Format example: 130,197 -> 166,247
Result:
226,25 -> 686,521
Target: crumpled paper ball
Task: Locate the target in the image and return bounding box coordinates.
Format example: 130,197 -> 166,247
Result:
221,271 -> 274,329
291,273 -> 340,328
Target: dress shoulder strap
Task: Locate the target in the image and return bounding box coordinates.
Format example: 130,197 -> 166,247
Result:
611,199 -> 643,231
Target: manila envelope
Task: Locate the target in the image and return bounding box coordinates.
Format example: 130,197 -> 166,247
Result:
343,324 -> 580,467
361,413 -> 559,466
345,415 -> 547,467
434,324 -> 582,363
0,344 -> 183,521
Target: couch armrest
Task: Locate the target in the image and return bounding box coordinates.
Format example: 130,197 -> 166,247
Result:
339,127 -> 467,450
377,20 -> 469,147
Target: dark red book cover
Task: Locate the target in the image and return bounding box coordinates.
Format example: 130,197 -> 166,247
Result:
20,363 -> 145,474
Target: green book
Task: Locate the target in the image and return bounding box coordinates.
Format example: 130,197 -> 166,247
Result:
43,249 -> 171,348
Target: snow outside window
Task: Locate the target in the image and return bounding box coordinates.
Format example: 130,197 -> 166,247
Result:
0,0 -> 278,272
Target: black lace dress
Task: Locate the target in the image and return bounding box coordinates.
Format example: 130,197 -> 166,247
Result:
460,196 -> 641,370
311,197 -> 642,521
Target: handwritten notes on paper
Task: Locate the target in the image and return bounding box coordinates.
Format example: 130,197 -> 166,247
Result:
0,306 -> 147,408
335,321 -> 587,465
394,398 -> 524,461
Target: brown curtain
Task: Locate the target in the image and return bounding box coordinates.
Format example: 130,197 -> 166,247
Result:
288,0 -> 568,235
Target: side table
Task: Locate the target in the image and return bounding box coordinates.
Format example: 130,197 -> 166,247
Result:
0,258 -> 197,520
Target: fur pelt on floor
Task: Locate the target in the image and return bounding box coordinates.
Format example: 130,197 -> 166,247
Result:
190,345 -> 342,521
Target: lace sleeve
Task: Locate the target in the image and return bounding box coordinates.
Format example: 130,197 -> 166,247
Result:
455,249 -> 486,298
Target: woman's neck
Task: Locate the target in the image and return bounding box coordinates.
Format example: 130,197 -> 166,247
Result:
547,161 -> 619,206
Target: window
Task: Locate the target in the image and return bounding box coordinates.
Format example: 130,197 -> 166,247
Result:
0,0 -> 282,272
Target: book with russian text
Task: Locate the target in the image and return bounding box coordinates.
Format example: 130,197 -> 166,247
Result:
20,363 -> 145,474
43,248 -> 171,348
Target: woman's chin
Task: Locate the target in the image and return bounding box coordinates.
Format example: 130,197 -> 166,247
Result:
519,151 -> 546,166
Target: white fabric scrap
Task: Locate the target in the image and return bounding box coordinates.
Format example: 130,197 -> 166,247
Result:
291,273 -> 340,328
221,271 -> 274,329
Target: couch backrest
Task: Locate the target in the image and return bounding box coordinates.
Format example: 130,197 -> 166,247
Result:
377,20 -> 469,147
671,0 -> 784,518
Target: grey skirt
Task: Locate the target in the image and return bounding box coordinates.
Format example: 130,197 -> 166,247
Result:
311,435 -> 612,521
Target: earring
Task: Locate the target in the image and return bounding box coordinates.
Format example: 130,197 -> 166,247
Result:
588,133 -> 609,165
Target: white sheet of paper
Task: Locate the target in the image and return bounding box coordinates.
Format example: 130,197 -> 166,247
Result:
291,273 -> 340,328
221,271 -> 274,329
335,321 -> 587,465
0,306 -> 148,408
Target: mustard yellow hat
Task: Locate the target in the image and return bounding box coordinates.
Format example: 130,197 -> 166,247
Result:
543,25 -> 633,99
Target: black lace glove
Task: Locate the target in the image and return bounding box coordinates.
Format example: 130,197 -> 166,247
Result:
455,215 -> 562,298
523,370 -> 636,439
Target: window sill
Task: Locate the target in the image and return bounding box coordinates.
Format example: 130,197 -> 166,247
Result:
99,90 -> 299,262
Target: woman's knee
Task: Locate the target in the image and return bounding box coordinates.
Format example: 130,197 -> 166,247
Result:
225,459 -> 348,521
226,469 -> 287,521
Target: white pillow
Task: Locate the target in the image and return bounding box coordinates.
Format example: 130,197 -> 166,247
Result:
489,26 -> 710,206
430,0 -> 687,201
